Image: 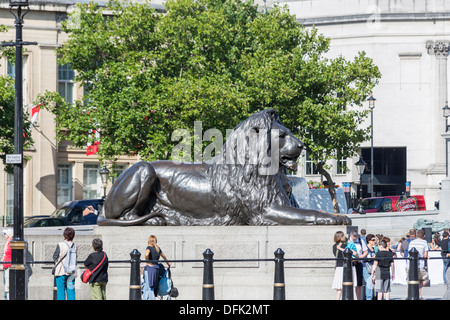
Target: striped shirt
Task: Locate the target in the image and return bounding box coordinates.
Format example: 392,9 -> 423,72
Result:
408,238 -> 428,269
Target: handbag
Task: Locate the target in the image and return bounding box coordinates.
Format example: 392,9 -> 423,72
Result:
365,262 -> 373,274
81,252 -> 106,283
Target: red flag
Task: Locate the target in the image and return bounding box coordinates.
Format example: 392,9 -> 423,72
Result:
30,103 -> 42,124
86,129 -> 100,156
86,140 -> 99,155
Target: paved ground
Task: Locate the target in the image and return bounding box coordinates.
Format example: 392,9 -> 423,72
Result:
388,284 -> 446,300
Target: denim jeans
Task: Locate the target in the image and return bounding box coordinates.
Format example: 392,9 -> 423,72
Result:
443,259 -> 450,284
55,275 -> 76,300
363,265 -> 373,300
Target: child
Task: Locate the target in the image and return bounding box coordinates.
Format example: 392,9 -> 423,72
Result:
371,239 -> 395,300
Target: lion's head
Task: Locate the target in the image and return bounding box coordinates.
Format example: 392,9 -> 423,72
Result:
215,108 -> 304,173
206,108 -> 304,224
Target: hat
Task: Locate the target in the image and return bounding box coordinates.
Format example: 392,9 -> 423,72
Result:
3,229 -> 13,238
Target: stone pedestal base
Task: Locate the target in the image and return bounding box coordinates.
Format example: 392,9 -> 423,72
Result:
8,225 -> 348,300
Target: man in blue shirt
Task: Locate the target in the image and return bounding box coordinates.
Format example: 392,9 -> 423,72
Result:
81,206 -> 98,225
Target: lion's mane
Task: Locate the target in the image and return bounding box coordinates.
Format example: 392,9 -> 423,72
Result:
205,109 -> 294,225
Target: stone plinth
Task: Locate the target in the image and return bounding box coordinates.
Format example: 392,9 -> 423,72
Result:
1,225 -> 346,300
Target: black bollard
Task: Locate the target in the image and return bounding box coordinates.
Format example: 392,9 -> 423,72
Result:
273,248 -> 286,300
406,247 -> 420,300
202,249 -> 214,300
129,249 -> 141,300
342,248 -> 354,300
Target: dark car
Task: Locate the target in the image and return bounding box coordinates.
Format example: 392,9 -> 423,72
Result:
50,199 -> 104,225
24,217 -> 68,228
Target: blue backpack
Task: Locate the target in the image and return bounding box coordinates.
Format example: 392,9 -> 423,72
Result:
63,242 -> 77,275
157,267 -> 173,296
404,238 -> 412,258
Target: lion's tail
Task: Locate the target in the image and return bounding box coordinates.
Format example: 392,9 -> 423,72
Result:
97,213 -> 165,226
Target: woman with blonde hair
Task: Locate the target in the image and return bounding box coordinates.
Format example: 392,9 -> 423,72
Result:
142,235 -> 171,300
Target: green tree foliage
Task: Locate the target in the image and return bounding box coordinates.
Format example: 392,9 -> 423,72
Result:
39,0 -> 380,211
0,25 -> 33,173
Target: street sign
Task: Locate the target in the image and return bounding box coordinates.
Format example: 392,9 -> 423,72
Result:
6,154 -> 22,164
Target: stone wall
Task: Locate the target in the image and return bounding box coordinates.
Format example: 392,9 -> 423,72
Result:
0,225 -> 345,300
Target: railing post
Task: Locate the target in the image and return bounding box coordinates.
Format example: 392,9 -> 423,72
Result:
342,248 -> 354,300
273,248 -> 286,300
202,249 -> 214,300
129,249 -> 141,300
406,247 -> 420,300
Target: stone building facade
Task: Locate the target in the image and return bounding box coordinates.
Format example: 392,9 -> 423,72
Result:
1,0 -> 449,222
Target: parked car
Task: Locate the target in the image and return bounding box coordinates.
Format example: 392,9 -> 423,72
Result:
24,199 -> 104,228
24,217 -> 68,228
350,195 -> 426,214
49,199 -> 105,225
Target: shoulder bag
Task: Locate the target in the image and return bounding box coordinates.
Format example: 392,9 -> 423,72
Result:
81,252 -> 106,283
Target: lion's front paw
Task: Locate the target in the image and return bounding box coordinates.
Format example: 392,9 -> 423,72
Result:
315,212 -> 351,225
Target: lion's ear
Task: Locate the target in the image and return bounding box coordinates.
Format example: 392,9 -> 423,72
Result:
266,108 -> 279,122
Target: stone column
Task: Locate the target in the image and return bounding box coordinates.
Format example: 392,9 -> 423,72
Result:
426,41 -> 450,164
427,41 -> 450,220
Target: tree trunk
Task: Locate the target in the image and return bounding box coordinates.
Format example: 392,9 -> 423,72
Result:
317,164 -> 340,213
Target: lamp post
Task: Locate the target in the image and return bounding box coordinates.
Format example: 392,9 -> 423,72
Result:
355,156 -> 367,214
440,103 -> 450,221
443,103 -> 450,177
368,95 -> 376,197
1,0 -> 37,300
99,166 -> 110,199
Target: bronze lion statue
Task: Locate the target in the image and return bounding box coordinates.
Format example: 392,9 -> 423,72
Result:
98,108 -> 351,226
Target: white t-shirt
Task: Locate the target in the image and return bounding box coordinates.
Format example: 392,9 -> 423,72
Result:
349,237 -> 368,259
408,238 -> 428,269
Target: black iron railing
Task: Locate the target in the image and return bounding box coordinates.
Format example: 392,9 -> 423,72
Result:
0,247 -> 446,300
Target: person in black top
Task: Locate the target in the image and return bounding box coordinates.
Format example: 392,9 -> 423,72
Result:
439,231 -> 450,283
83,238 -> 108,300
371,239 -> 395,300
142,235 -> 171,300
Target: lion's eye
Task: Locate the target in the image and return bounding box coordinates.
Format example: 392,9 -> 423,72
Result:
280,132 -> 287,138
252,127 -> 260,133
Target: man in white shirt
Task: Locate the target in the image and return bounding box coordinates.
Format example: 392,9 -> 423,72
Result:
348,230 -> 368,300
407,229 -> 429,299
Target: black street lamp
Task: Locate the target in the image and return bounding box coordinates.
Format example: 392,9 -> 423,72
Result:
1,0 -> 37,300
443,102 -> 450,177
355,156 -> 367,214
368,94 -> 376,197
443,102 -> 450,133
99,166 -> 110,199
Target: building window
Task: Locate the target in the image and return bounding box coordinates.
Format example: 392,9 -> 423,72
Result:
58,63 -> 75,104
336,157 -> 347,175
8,57 -> 27,105
305,152 -> 319,175
57,164 -> 73,205
83,164 -> 101,199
